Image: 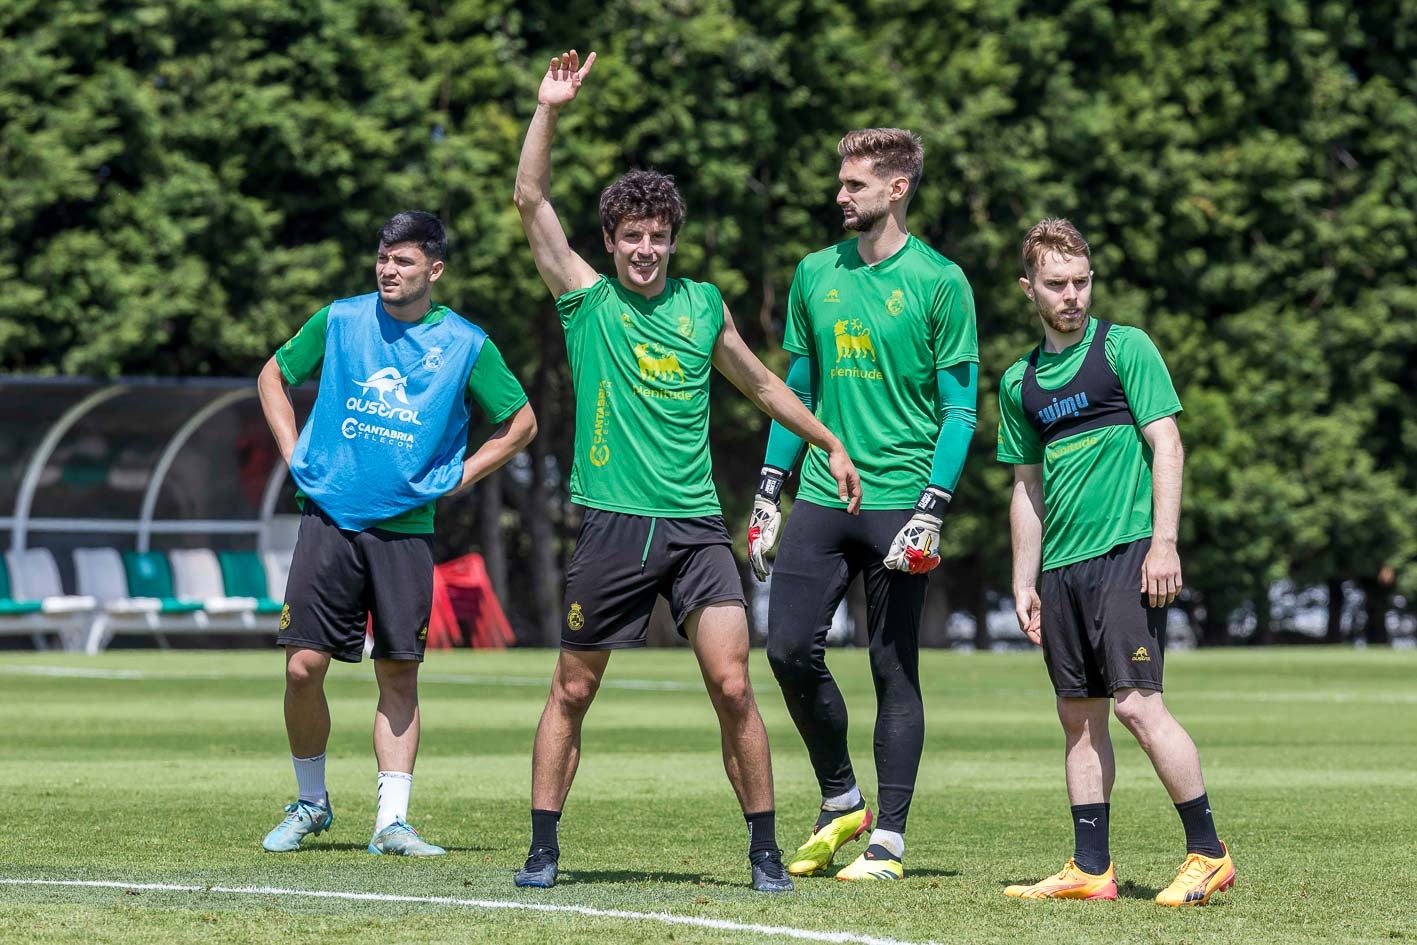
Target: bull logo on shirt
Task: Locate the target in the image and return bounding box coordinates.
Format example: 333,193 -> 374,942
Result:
833,319 -> 877,362
634,343 -> 685,383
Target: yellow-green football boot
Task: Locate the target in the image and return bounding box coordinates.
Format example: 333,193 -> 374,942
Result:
787,804 -> 872,876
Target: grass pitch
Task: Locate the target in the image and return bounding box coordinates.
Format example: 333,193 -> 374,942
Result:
1,646 -> 1414,944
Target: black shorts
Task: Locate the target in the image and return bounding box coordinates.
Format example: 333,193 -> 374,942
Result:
561,509 -> 745,650
1040,538 -> 1166,698
277,505 -> 434,663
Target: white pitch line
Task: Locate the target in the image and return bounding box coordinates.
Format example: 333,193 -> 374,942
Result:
0,878 -> 941,945
0,665 -> 698,691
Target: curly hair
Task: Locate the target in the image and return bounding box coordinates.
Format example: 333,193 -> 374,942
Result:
1020,218 -> 1091,279
838,128 -> 925,199
598,170 -> 686,240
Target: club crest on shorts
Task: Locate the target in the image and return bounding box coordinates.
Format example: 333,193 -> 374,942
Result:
1131,646 -> 1151,662
279,604 -> 291,631
566,602 -> 585,632
418,624 -> 428,642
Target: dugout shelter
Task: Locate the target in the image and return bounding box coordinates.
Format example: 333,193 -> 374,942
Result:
0,376 -> 314,651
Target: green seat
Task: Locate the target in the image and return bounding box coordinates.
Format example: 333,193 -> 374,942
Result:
0,558 -> 42,614
121,551 -> 204,613
217,550 -> 283,613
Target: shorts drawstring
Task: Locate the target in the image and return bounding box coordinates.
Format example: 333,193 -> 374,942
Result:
640,518 -> 657,571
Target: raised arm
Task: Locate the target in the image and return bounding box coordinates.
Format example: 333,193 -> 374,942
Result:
713,302 -> 862,513
1010,463 -> 1045,645
1140,415 -> 1184,608
513,49 -> 601,300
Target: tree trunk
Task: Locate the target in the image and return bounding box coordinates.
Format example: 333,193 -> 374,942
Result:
478,467 -> 507,604
1199,597 -> 1230,647
1360,578 -> 1390,645
1325,578 -> 1346,644
1252,585 -> 1274,646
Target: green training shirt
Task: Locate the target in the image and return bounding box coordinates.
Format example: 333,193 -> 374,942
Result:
558,276 -> 724,517
996,317 -> 1182,570
784,236 -> 978,509
276,303 -> 529,533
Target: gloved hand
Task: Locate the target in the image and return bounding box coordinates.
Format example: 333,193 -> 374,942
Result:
747,466 -> 787,582
884,486 -> 951,574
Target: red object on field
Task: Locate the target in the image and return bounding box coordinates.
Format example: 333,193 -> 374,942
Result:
427,553 -> 515,649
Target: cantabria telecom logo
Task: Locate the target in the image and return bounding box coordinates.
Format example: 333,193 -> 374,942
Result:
589,380 -> 612,467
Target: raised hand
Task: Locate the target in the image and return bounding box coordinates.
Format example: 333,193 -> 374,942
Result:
538,49 -> 596,108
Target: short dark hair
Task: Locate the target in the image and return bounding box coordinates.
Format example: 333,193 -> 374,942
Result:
598,170 -> 686,240
377,210 -> 447,261
838,128 -> 925,200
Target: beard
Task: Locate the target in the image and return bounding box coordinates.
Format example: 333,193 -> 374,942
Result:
843,204 -> 888,232
1035,294 -> 1089,333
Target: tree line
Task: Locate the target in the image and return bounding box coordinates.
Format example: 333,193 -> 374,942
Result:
3,0 -> 1414,646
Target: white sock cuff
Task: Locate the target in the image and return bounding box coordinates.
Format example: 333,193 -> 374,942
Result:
822,785 -> 862,811
869,829 -> 905,859
377,771 -> 413,783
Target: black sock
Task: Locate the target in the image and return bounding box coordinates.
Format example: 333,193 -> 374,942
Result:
530,808 -> 561,857
1175,793 -> 1224,857
1070,803 -> 1110,875
815,798 -> 866,832
745,810 -> 778,855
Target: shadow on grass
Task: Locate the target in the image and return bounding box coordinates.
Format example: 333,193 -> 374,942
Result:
302,842 -> 499,854
555,870 -> 741,888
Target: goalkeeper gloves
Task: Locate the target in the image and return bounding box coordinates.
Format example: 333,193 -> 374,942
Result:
747,466 -> 786,582
884,485 -> 951,575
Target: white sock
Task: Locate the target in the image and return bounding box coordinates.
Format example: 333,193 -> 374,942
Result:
292,754 -> 327,807
822,786 -> 862,811
375,771 -> 413,833
869,829 -> 905,859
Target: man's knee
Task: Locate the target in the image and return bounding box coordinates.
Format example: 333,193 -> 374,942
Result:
374,659 -> 420,700
551,668 -> 601,716
707,669 -> 756,718
765,629 -> 815,685
285,649 -> 329,691
1113,689 -> 1167,740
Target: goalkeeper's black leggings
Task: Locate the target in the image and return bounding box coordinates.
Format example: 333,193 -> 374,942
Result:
766,500 -> 928,834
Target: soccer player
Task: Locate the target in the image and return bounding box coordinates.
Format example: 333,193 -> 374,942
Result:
511,50 -> 862,893
256,211 -> 536,857
747,129 -> 979,881
997,218 -> 1235,905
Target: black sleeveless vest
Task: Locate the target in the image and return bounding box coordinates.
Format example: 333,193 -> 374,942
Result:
1021,321 -> 1135,446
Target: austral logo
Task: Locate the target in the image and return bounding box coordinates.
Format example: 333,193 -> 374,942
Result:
1131,646 -> 1151,662
589,380 -> 612,467
822,288 -> 842,304
1036,392 -> 1089,426
348,367 -> 422,425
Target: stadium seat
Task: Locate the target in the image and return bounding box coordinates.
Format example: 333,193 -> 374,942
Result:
2,549 -> 96,652
216,550 -> 284,614
262,550 -> 292,603
169,548 -> 262,616
74,548 -> 200,654
0,549 -> 92,654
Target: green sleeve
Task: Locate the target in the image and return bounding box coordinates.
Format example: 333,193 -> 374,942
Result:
554,277 -> 609,330
930,268 -> 980,369
929,362 -> 977,492
466,339 -> 530,425
762,354 -> 813,471
996,363 -> 1044,464
1108,327 -> 1183,426
781,262 -> 814,357
274,305 -> 331,384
